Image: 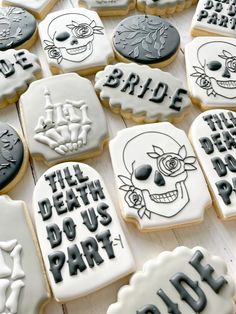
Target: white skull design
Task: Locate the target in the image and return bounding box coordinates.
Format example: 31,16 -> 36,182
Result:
123,132 -> 196,218
47,13 -> 103,63
198,41 -> 236,98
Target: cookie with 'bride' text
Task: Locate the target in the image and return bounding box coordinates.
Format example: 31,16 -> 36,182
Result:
109,123 -> 211,231
107,246 -> 236,314
95,63 -> 190,123
33,162 -> 135,302
189,109 -> 236,220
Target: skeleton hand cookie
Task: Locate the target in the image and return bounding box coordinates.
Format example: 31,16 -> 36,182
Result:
189,109 -> 236,220
19,73 -> 108,166
109,123 -> 211,231
107,246 -> 236,314
33,162 -> 135,302
185,38 -> 236,110
0,195 -> 50,313
39,8 -> 114,75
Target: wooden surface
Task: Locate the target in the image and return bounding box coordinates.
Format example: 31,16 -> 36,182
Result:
2,0 -> 236,313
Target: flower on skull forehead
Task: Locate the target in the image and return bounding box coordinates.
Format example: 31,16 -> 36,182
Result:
66,20 -> 104,38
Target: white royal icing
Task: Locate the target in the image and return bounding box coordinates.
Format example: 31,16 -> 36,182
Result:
109,123 -> 211,231
189,109 -> 236,219
107,246 -> 236,314
2,0 -> 58,16
38,8 -> 114,74
33,162 -> 135,302
185,37 -> 236,109
80,0 -> 135,14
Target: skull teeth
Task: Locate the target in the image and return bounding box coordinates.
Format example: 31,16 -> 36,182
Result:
149,190 -> 178,203
67,42 -> 91,55
217,80 -> 236,89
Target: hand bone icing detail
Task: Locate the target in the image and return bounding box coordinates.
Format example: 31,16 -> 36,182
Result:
95,63 -> 190,122
109,123 -> 211,231
39,8 -> 114,74
189,109 -> 236,220
107,246 -> 236,314
19,73 -> 108,166
185,38 -> 236,109
33,162 -> 135,302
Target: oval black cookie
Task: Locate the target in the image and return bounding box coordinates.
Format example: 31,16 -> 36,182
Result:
113,15 -> 180,67
0,122 -> 27,192
0,7 -> 37,51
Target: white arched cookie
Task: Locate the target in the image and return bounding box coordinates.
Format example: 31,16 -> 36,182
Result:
79,0 -> 135,16
107,246 -> 236,314
109,123 -> 211,231
189,109 -> 236,220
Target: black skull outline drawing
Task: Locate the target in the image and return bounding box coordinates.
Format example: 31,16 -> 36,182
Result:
119,132 -> 197,219
43,13 -> 104,64
191,41 -> 236,99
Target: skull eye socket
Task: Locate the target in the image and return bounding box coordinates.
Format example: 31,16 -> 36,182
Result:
72,24 -> 93,38
55,31 -> 70,42
135,164 -> 152,180
207,61 -> 222,71
226,57 -> 236,72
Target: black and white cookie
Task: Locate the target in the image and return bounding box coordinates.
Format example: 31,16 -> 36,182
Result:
112,15 -> 180,68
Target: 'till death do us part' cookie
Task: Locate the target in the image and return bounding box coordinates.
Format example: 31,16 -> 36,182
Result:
2,0 -> 59,19
95,62 -> 191,123
185,37 -> 236,110
0,195 -> 50,313
109,123 -> 211,231
189,109 -> 236,220
20,73 -> 108,166
112,15 -> 180,68
0,7 -> 37,51
33,162 -> 135,302
0,49 -> 42,108
107,246 -> 236,314
39,8 -> 114,75
191,0 -> 236,37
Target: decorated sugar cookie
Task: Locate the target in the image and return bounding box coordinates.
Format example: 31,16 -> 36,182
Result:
109,123 -> 211,231
95,63 -> 190,123
0,49 -> 41,108
137,0 -> 197,16
2,0 -> 59,19
39,8 -> 114,75
0,7 -> 37,51
191,0 -> 236,37
0,195 -> 50,313
186,37 -> 236,110
79,0 -> 135,16
0,122 -> 28,194
20,73 -> 108,166
33,162 -> 135,302
112,15 -> 180,68
189,109 -> 236,220
107,246 -> 236,314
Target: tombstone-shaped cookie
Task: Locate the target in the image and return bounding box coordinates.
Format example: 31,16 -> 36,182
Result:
109,123 -> 211,231
0,7 -> 37,51
2,0 -> 59,19
38,8 -> 114,75
20,73 -> 108,166
0,195 -> 50,313
95,63 -> 190,123
33,162 -> 135,302
191,0 -> 236,37
107,246 -> 236,314
189,109 -> 236,220
79,0 -> 135,16
0,49 -> 41,108
185,38 -> 236,110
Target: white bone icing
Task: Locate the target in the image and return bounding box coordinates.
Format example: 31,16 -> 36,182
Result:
0,279 -> 10,312
0,240 -> 17,252
5,280 -> 25,314
0,249 -> 11,279
10,245 -> 25,280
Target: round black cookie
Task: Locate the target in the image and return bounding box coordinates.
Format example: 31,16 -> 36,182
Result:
0,7 -> 37,51
113,15 -> 180,66
0,122 -> 25,191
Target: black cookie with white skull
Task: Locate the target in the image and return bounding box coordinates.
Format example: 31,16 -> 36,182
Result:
0,7 -> 37,51
112,15 -> 180,68
38,8 -> 114,75
185,37 -> 236,110
0,122 -> 28,194
109,122 -> 211,231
